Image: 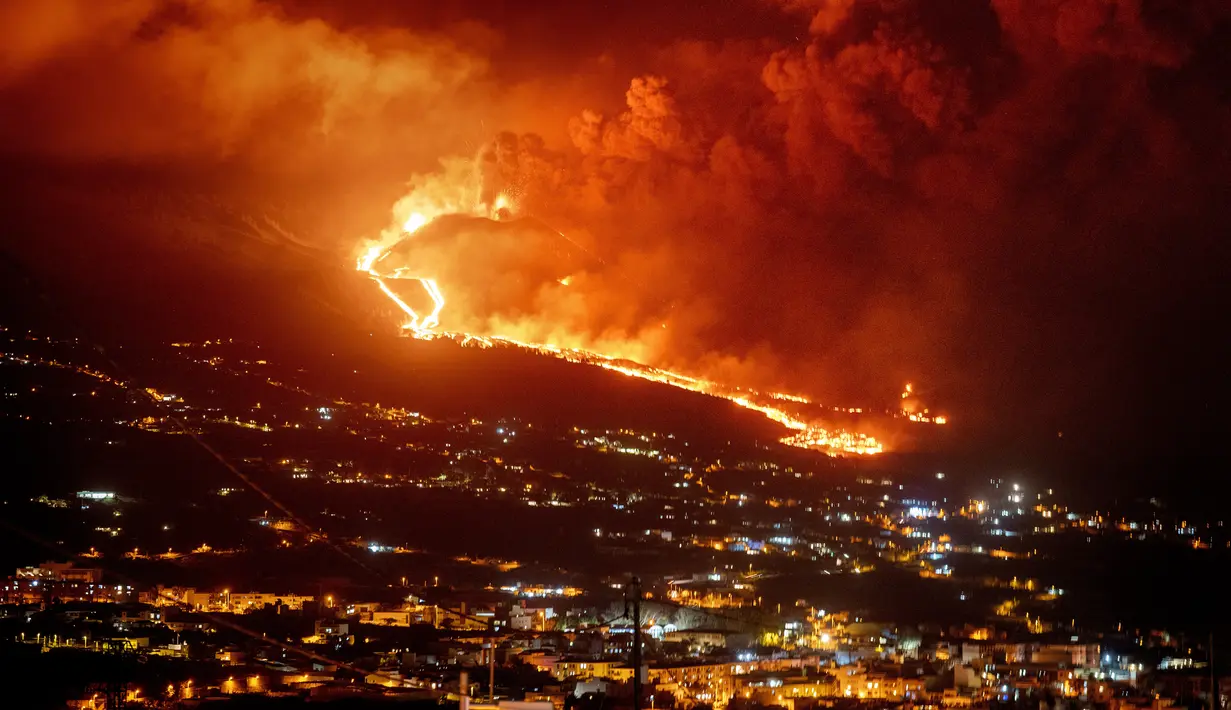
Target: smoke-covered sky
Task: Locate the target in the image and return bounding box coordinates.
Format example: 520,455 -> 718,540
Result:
1,0 -> 1228,472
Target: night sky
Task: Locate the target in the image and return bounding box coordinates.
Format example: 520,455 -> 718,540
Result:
0,0 -> 1227,485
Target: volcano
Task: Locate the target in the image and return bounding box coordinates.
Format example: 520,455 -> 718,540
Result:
371,214 -> 594,332
0,163 -> 948,456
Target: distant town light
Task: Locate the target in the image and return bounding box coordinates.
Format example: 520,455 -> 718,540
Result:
77,491 -> 115,500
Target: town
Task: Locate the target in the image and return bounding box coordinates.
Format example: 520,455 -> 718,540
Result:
2,326 -> 1226,708
1,557 -> 1219,709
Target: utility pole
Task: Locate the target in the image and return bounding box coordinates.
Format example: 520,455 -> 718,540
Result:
626,577 -> 643,710
102,638 -> 130,710
489,619 -> 497,703
1211,633 -> 1217,710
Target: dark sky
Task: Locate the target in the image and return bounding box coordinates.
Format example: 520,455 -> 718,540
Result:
0,0 -> 1228,482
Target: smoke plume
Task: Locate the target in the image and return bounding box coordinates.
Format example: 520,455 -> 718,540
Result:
1,0 -> 1228,450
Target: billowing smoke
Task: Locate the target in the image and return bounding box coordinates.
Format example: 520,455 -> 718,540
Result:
2,0 -> 1228,444
0,0 -> 501,172
372,0 -> 1228,415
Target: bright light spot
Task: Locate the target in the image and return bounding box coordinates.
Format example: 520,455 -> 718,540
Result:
402,212 -> 428,234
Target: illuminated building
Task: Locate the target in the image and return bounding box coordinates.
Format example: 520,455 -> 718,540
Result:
2,563 -> 126,604
16,561 -> 103,584
509,604 -> 549,631
153,586 -> 315,612
553,658 -> 621,681
646,660 -> 737,707
736,671 -> 840,710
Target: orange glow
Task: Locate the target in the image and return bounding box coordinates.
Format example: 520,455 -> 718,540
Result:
898,382 -> 948,424
403,212 -> 429,234
358,206 -> 451,336
352,193 -> 916,456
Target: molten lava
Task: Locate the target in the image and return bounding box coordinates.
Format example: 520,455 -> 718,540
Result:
357,212 -> 447,334
354,201 -> 945,456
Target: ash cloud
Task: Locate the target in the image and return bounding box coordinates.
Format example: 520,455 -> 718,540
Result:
2,0 -> 1228,447
434,0 -> 1229,435
0,0 -> 504,173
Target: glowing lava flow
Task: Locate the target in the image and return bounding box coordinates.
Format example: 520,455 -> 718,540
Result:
357,214 -> 887,455
357,213 -> 446,334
